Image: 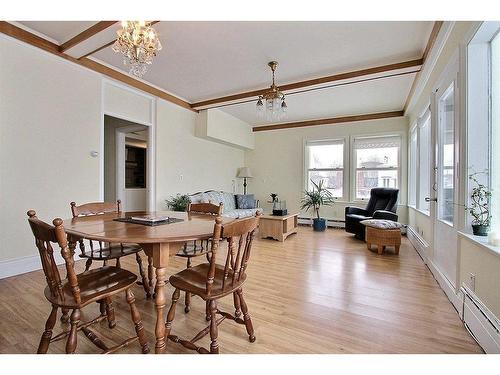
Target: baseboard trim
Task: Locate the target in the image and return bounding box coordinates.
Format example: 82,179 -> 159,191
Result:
406,226 -> 428,263
0,252 -> 64,280
427,258 -> 462,312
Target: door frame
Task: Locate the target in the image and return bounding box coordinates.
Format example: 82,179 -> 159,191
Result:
100,79 -> 157,211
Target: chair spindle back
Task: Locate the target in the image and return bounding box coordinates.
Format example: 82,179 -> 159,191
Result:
188,202 -> 223,216
27,211 -> 81,304
206,213 -> 260,296
70,200 -> 121,218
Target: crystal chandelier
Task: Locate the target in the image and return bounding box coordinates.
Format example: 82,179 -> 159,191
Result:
112,21 -> 162,78
256,61 -> 287,121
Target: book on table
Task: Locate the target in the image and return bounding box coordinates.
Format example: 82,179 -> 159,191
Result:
130,215 -> 170,223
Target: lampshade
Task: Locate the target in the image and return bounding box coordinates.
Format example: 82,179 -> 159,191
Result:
237,167 -> 253,178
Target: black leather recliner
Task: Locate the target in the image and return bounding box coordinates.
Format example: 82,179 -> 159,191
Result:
345,188 -> 399,240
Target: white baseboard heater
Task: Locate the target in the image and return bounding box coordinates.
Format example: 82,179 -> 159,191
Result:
298,217 -> 345,229
461,284 -> 500,353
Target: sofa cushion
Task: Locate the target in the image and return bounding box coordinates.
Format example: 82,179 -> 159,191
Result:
221,192 -> 236,210
360,219 -> 403,230
222,208 -> 263,219
236,194 -> 256,209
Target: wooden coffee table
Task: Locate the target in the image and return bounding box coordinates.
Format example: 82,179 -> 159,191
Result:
259,213 -> 298,242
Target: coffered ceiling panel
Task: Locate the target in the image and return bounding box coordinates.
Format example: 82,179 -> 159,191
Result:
18,21 -> 98,44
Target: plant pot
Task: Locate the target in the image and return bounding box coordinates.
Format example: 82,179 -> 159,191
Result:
312,218 -> 327,232
472,224 -> 489,236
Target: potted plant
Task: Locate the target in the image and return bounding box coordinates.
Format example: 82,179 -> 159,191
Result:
166,194 -> 191,212
466,171 -> 492,236
300,179 -> 334,231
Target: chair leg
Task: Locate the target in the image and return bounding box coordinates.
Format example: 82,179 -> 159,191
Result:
237,288 -> 255,342
60,308 -> 70,323
165,289 -> 180,340
105,297 -> 116,329
116,258 -> 121,268
66,309 -> 80,354
209,299 -> 219,354
103,259 -> 109,266
184,258 -> 192,313
395,244 -> 400,255
135,253 -> 151,298
84,258 -> 92,271
99,300 -> 106,317
148,256 -> 155,298
206,301 -> 211,321
126,288 -> 150,354
233,292 -> 241,318
37,305 -> 58,354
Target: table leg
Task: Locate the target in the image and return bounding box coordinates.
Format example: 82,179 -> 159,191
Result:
154,266 -> 167,354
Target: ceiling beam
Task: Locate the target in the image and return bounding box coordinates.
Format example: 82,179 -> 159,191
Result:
191,59 -> 423,109
59,21 -> 117,52
0,21 -> 195,112
252,111 -> 405,132
403,21 -> 443,112
80,21 -> 160,59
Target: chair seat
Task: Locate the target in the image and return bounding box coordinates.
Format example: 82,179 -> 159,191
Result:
44,266 -> 137,309
176,240 -> 211,258
170,263 -> 246,300
78,243 -> 142,260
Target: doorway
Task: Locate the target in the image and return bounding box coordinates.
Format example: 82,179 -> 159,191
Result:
104,115 -> 149,211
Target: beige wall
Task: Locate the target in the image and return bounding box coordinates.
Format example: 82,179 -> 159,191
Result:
155,99 -> 245,209
406,21 -> 500,318
0,36 -> 101,261
459,237 -> 500,317
245,117 -> 409,221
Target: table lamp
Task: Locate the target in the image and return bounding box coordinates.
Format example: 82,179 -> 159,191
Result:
237,167 -> 253,194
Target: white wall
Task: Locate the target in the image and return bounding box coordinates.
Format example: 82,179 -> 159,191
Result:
0,35 -> 102,263
196,109 -> 254,150
156,99 -> 245,209
245,117 -> 409,221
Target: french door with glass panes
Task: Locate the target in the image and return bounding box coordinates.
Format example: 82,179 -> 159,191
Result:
430,56 -> 460,295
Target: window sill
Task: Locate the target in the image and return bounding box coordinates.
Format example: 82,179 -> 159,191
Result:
408,206 -> 430,217
458,231 -> 500,258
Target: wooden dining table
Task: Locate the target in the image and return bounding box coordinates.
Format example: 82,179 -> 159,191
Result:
63,210 -> 233,354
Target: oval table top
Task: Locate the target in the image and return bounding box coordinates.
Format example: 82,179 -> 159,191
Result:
63,210 -> 231,244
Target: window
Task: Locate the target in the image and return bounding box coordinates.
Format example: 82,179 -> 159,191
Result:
305,140 -> 344,199
353,136 -> 400,200
409,128 -> 417,207
417,111 -> 431,213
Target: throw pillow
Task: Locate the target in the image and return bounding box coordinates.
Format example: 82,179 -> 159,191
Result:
236,194 -> 256,209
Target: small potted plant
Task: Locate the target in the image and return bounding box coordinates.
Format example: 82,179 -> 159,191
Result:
166,194 -> 191,212
466,171 -> 491,236
301,179 -> 334,231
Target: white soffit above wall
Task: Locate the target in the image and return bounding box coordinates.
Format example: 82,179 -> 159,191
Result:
18,21 -> 98,44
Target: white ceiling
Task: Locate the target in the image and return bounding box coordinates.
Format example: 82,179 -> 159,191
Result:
16,21 -> 433,126
223,72 -> 416,126
19,21 -> 98,44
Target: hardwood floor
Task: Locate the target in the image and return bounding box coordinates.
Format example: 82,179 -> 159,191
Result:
0,227 -> 482,354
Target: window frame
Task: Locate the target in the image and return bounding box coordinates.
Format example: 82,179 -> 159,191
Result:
351,134 -> 402,202
303,138 -> 348,202
416,108 -> 432,216
408,124 -> 418,208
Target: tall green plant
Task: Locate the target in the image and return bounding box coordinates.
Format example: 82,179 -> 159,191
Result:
300,179 -> 334,220
466,171 -> 491,226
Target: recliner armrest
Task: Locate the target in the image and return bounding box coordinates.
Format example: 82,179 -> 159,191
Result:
373,210 -> 398,221
345,206 -> 368,216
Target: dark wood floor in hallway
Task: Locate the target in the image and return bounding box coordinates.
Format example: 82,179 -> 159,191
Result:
0,227 -> 482,353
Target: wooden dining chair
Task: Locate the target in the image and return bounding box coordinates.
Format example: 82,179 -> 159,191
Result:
27,211 -> 149,354
177,202 -> 223,314
70,201 -> 150,299
165,212 -> 261,354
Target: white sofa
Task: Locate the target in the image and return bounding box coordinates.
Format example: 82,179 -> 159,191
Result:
189,190 -> 263,219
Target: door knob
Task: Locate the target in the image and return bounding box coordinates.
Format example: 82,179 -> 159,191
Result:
425,197 -> 437,202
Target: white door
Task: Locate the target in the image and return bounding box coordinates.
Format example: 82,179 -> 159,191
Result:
430,59 -> 459,292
